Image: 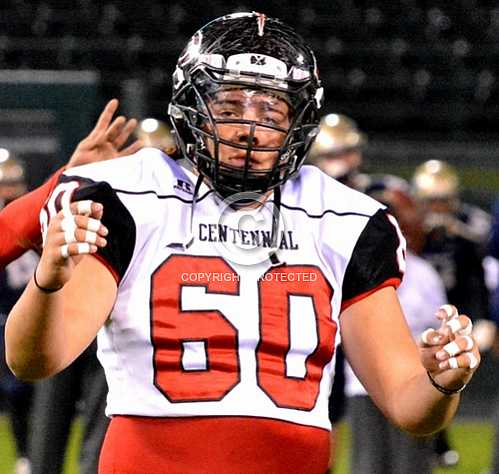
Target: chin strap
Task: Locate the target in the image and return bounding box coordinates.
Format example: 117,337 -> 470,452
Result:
184,173 -> 205,249
268,186 -> 285,267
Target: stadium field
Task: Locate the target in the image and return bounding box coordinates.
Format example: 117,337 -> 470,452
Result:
0,417 -> 493,473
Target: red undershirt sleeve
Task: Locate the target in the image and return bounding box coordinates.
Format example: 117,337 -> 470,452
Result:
0,167 -> 65,269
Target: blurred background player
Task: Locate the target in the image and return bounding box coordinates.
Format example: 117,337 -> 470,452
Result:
412,159 -> 491,467
307,113 -> 368,190
487,196 -> 499,474
0,150 -> 27,208
306,113 -> 367,472
490,198 -> 499,322
135,118 -> 177,157
343,174 -> 445,474
0,151 -> 37,474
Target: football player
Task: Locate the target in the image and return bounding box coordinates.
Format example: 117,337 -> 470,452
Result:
6,13 -> 481,474
488,196 -> 499,474
412,159 -> 491,467
135,118 -> 178,156
0,99 -> 142,474
306,112 -> 367,189
0,152 -> 36,474
0,99 -> 142,268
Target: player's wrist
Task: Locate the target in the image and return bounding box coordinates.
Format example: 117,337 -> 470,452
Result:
426,371 -> 466,396
33,266 -> 64,293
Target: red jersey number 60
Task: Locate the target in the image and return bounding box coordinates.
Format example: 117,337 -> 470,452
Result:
150,255 -> 336,411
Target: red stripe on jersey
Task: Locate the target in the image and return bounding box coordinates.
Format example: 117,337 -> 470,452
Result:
99,415 -> 329,474
340,277 -> 401,313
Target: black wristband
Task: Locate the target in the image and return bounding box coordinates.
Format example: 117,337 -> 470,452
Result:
427,371 -> 466,396
33,268 -> 63,294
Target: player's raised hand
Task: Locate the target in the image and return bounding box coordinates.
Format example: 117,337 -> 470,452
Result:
66,99 -> 144,169
34,201 -> 108,292
419,304 -> 480,393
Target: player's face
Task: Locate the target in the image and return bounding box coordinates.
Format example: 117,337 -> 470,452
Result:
316,149 -> 362,179
392,196 -> 426,254
423,197 -> 455,215
204,88 -> 292,171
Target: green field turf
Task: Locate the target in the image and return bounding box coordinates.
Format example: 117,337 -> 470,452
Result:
0,416 -> 81,474
0,416 -> 494,474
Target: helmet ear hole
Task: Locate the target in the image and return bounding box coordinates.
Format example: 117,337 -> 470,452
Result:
168,12 -> 323,197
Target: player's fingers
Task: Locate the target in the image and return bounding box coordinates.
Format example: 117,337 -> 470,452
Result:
105,116 -> 127,142
57,222 -> 107,260
60,242 -> 98,259
436,335 -> 480,370
89,99 -> 119,137
54,200 -> 109,250
117,139 -> 145,157
69,200 -> 104,220
58,212 -> 107,239
445,315 -> 473,337
438,335 -> 474,358
60,216 -> 77,243
55,226 -> 107,246
435,304 -> 459,322
421,328 -> 444,346
113,118 -> 138,149
438,351 -> 480,371
74,228 -> 107,246
419,345 -> 442,372
71,215 -> 108,237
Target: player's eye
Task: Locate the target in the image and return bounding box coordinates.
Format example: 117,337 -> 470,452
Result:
218,109 -> 240,118
260,114 -> 281,125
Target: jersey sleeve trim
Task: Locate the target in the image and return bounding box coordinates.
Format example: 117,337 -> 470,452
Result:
47,175 -> 136,283
340,277 -> 401,313
341,209 -> 405,303
91,253 -> 120,284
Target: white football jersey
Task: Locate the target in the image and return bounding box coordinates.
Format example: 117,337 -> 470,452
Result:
47,148 -> 404,430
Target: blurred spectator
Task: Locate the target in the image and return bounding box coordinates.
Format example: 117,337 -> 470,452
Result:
344,174 -> 444,474
0,151 -> 37,474
412,159 -> 491,467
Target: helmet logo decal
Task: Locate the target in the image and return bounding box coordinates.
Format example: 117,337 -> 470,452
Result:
250,55 -> 267,66
226,54 -> 287,80
256,12 -> 266,36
